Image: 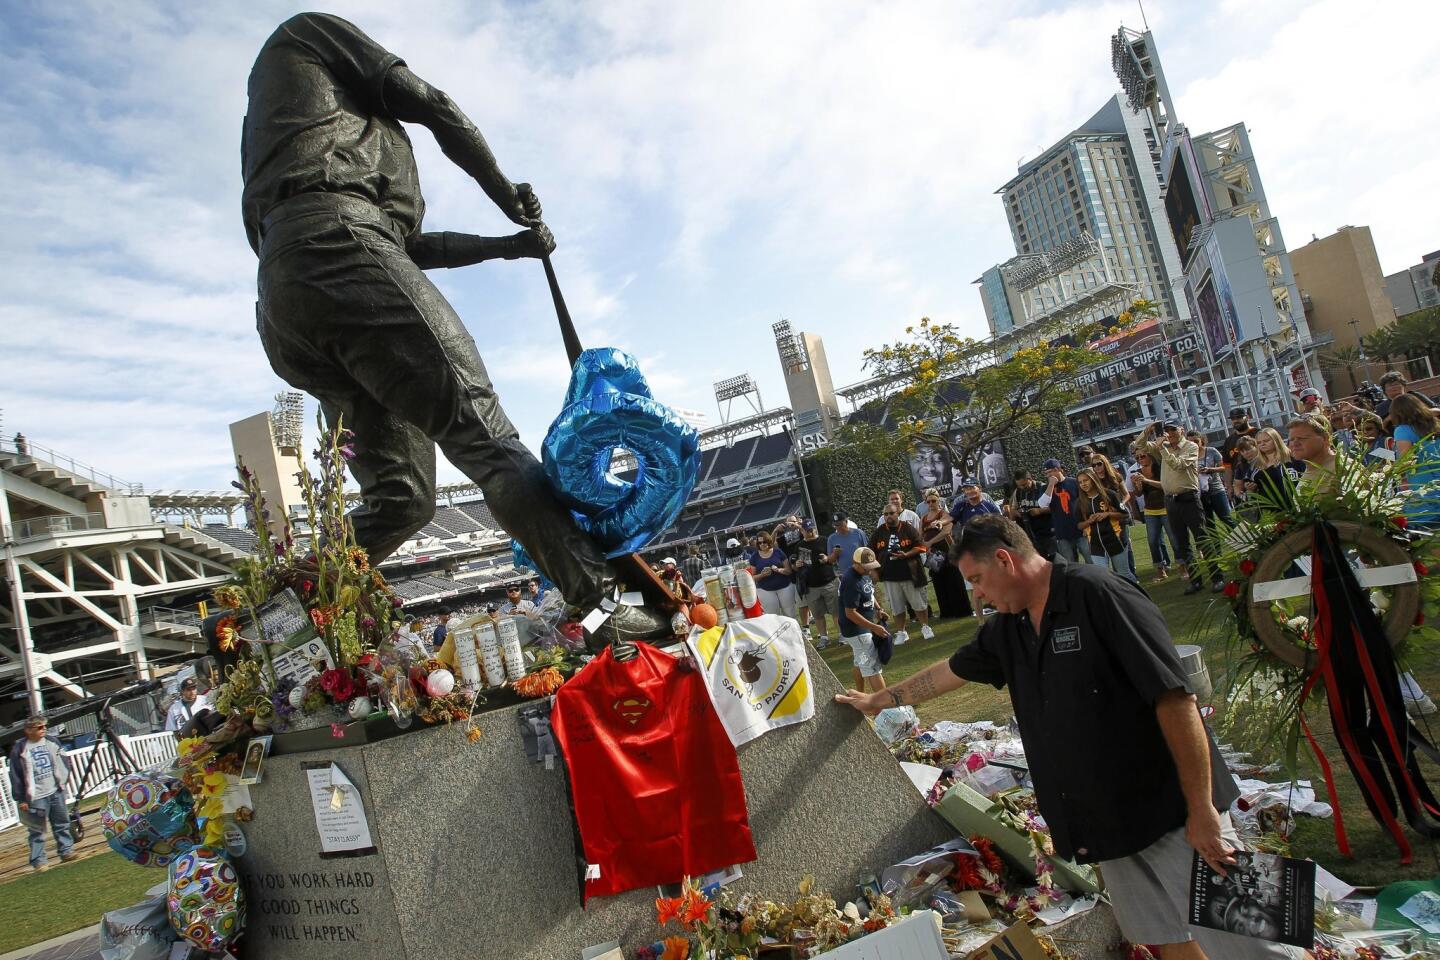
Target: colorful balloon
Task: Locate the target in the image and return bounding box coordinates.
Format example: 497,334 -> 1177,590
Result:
167,846 -> 245,951
542,348 -> 700,557
101,772 -> 200,868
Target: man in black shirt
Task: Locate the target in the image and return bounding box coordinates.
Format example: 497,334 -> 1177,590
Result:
792,520 -> 840,648
835,517 -> 1289,958
869,507 -> 932,644
1004,469 -> 1054,559
1218,408 -> 1257,499
243,14 -> 669,643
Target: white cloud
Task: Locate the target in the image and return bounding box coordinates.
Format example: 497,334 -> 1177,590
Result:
3,0 -> 1437,497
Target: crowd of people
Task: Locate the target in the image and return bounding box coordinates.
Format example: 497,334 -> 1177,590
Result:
653,369 -> 1439,716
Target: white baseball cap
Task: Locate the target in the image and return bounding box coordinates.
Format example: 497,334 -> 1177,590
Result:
662,557 -> 676,566
725,537 -> 740,548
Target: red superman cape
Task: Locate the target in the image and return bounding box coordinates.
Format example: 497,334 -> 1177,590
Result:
551,643 -> 757,903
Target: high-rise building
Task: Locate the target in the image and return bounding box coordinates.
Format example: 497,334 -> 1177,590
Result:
1289,226 -> 1395,395
1384,249 -> 1440,316
997,97 -> 1181,324
1114,27 -> 1325,417
973,92 -> 1212,454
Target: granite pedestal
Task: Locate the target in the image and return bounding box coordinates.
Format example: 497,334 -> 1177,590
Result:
237,649 -> 1124,959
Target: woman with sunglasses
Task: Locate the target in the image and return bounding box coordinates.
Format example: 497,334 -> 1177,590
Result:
747,532 -> 799,619
1129,448 -> 1173,581
1076,468 -> 1138,583
1089,452 -> 1138,579
920,487 -> 972,618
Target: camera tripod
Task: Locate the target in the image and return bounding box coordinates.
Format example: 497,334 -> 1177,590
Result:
66,697 -> 142,840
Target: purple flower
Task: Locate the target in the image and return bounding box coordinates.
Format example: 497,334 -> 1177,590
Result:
361,617 -> 375,629
391,597 -> 404,608
338,444 -> 356,461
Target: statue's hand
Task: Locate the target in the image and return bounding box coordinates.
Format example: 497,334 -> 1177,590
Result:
508,182 -> 544,226
515,224 -> 556,259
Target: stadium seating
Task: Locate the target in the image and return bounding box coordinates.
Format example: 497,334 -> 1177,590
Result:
199,526 -> 261,553
705,437 -> 757,479
749,433 -> 792,466
455,499 -> 498,530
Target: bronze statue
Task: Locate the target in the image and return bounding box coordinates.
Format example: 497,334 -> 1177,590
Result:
242,13 -> 669,642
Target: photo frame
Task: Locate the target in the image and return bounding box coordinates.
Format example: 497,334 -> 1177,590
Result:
239,734 -> 273,785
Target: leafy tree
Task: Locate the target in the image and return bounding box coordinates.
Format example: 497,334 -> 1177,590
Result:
832,300 -> 1153,477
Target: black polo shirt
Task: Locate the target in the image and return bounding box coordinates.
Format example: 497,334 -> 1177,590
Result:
947,560 -> 1238,864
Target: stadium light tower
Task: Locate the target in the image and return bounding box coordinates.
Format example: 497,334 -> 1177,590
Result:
270,391 -> 305,453
713,373 -> 764,425
772,320 -> 810,375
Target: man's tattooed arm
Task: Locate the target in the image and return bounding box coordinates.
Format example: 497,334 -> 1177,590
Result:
884,661 -> 962,708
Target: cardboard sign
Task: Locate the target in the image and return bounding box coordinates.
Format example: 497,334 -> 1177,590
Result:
821,910 -> 948,959
966,921 -> 1047,960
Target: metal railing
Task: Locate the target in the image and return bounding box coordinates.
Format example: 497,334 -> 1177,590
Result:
3,512 -> 107,543
3,439 -> 144,494
147,606 -> 203,631
0,733 -> 178,832
1070,372 -> 1175,410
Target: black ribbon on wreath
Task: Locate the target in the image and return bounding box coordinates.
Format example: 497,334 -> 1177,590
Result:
1301,521 -> 1440,863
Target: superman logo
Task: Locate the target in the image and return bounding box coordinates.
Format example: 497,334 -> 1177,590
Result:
612,697 -> 652,725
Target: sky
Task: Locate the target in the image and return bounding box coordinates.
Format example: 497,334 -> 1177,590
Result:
3,0 -> 1438,494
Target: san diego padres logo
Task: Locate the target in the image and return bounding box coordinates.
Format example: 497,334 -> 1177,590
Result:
723,638 -> 784,705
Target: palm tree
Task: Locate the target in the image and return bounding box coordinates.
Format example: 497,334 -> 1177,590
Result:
1319,345 -> 1366,396
1363,327 -> 1401,366
1393,308 -> 1440,366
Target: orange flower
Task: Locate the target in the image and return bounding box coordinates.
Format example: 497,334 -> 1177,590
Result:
655,895 -> 683,926
660,936 -> 690,960
216,615 -> 240,653
680,889 -> 711,928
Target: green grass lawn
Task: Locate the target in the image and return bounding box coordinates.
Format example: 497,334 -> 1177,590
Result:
818,529 -> 1440,889
0,852 -> 161,955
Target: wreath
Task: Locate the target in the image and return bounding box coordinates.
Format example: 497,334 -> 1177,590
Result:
1205,447 -> 1439,698
1201,446 -> 1440,862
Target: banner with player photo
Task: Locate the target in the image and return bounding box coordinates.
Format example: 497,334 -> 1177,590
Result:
907,435 -> 1007,501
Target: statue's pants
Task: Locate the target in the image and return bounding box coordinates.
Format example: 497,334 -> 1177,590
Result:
254,192 -> 611,605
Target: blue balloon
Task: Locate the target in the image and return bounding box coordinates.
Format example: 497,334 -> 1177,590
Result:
542,349 -> 700,558
510,540 -> 554,591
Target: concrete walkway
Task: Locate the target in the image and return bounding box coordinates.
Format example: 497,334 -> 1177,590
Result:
0,926 -> 99,960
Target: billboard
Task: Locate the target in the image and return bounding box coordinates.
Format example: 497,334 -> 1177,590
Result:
908,437 -> 1008,500
1193,278 -> 1233,361
1207,215 -> 1279,345
1164,134 -> 1206,265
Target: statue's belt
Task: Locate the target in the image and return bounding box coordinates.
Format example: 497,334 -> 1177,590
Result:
258,192 -> 407,247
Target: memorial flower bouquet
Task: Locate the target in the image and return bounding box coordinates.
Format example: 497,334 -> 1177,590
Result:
647,874 -> 910,959
207,419 -> 419,729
